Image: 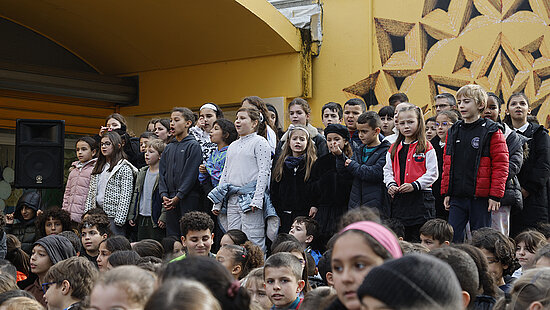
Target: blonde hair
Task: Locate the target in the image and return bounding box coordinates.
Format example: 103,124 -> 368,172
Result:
391,103 -> 427,160
93,266 -> 157,307
146,138 -> 166,155
456,84 -> 488,113
272,125 -> 317,182
1,297 -> 44,310
0,273 -> 17,294
494,268 -> 550,310
243,267 -> 264,288
144,279 -> 221,310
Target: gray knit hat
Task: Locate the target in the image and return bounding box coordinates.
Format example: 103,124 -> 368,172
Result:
34,235 -> 76,265
357,254 -> 463,309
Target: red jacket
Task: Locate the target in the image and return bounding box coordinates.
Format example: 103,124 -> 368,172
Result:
441,119 -> 509,200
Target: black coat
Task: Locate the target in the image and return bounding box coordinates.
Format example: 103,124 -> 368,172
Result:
513,123 -> 550,235
270,159 -> 311,214
431,136 -> 447,220
308,153 -> 353,237
342,140 -> 390,215
501,126 -> 527,211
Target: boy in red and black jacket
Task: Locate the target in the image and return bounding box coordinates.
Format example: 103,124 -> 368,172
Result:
441,84 -> 509,243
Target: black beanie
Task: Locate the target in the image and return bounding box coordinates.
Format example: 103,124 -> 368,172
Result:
324,124 -> 350,141
357,254 -> 463,309
34,235 -> 76,265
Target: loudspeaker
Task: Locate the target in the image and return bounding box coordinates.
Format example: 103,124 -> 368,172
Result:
15,119 -> 65,188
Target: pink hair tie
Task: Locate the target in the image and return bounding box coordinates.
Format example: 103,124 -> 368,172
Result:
227,280 -> 241,298
341,221 -> 403,259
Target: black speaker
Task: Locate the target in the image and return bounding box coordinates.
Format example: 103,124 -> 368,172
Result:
15,119 -> 65,188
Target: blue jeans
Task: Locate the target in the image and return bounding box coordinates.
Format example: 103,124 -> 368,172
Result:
448,197 -> 491,243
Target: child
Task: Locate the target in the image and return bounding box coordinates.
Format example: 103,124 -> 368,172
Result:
199,118 -> 238,192
272,241 -> 311,295
504,92 -> 550,236
171,211 -> 215,261
357,254 -> 463,310
146,118 -> 158,132
210,108 -> 274,251
264,252 -> 306,310
154,118 -> 173,144
289,216 -> 321,265
79,214 -> 111,266
145,279 -> 222,310
378,105 -> 395,138
300,287 -> 337,310
485,92 -> 527,236
418,218 -> 453,250
220,229 -> 249,247
278,98 -> 328,158
25,235 -> 76,306
442,84 -> 509,243
96,235 -> 132,272
244,267 -> 273,310
342,111 -> 390,214
128,139 -> 166,241
425,116 -> 437,141
308,124 -> 354,243
383,103 -> 438,241
159,107 -> 202,237
89,266 -> 156,310
241,96 -> 278,154
139,131 -> 157,153
321,102 -> 343,128
35,207 -> 72,237
493,268 -> 550,310
272,125 -> 318,232
5,191 -> 41,254
343,98 -> 366,151
216,241 -> 264,280
328,221 -> 402,310
190,103 -> 224,163
432,110 -> 458,220
388,92 -> 409,107
85,131 -> 137,235
5,234 -> 30,282
63,136 -> 98,223
43,256 -> 98,310
535,244 -> 550,268
514,230 -> 548,277
471,228 -> 520,293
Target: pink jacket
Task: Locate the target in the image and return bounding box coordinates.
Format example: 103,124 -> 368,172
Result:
62,159 -> 97,222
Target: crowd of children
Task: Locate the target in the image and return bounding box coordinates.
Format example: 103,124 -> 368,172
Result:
2,85 -> 550,309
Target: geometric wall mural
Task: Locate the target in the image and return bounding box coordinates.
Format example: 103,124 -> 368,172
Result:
343,0 -> 550,125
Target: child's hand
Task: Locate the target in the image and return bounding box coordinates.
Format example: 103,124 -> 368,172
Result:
345,159 -> 352,166
388,186 -> 399,198
99,126 -> 109,136
444,196 -> 450,211
5,213 -> 13,225
328,142 -> 342,156
36,210 -> 43,217
212,210 -> 220,216
162,196 -> 179,210
309,207 -> 318,218
128,220 -> 136,227
199,164 -> 207,174
158,221 -> 166,229
398,183 -> 414,193
488,199 -> 500,212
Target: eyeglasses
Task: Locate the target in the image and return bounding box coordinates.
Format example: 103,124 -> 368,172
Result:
100,142 -> 112,147
435,122 -> 453,127
41,281 -> 61,293
435,104 -> 450,109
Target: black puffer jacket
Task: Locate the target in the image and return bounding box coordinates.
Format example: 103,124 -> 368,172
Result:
501,125 -> 528,211
6,191 -> 41,254
513,122 -> 550,235
341,140 -> 390,215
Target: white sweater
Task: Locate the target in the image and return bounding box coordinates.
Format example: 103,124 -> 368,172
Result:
219,133 -> 272,208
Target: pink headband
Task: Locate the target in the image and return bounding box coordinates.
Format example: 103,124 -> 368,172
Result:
342,221 -> 403,259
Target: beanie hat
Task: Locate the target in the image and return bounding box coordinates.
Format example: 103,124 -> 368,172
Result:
357,254 -> 463,309
324,124 -> 350,141
342,221 -> 402,259
34,235 -> 76,265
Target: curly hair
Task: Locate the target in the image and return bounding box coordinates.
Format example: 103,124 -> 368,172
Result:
179,211 -> 214,237
219,241 -> 264,280
453,243 -> 498,298
35,207 -> 72,237
471,228 -> 521,277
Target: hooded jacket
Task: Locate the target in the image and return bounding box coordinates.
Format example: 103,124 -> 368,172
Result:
62,158 -> 97,223
6,191 -> 41,254
343,140 -> 391,213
